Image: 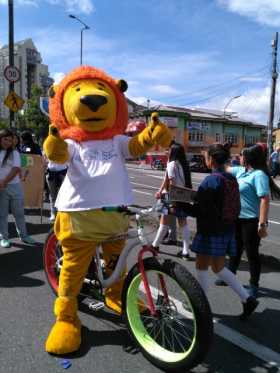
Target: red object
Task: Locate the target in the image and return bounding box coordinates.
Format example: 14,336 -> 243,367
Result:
125,120 -> 146,134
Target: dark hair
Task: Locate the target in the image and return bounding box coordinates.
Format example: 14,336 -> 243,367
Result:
13,132 -> 21,152
242,144 -> 280,199
169,143 -> 192,188
207,143 -> 231,165
0,128 -> 14,165
21,131 -> 34,143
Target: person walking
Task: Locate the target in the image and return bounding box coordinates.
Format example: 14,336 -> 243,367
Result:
44,156 -> 68,222
219,144 -> 280,298
184,143 -> 258,320
152,142 -> 192,259
0,129 -> 36,247
270,146 -> 280,179
20,131 -> 42,155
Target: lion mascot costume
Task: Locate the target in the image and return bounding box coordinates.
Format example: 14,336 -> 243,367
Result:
43,65 -> 172,355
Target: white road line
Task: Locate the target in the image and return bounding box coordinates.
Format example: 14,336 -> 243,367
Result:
132,189 -> 152,196
131,182 -> 158,190
268,219 -> 280,225
148,285 -> 280,367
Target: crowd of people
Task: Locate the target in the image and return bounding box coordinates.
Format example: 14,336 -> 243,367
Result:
0,128 -> 67,248
0,126 -> 278,319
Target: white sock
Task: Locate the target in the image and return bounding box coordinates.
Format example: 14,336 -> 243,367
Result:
216,268 -> 249,302
152,224 -> 169,247
196,269 -> 209,294
182,225 -> 190,255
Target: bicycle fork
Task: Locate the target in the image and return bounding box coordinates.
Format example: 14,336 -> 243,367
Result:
137,246 -> 170,317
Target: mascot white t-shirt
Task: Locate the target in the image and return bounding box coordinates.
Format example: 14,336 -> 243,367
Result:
56,135 -> 134,211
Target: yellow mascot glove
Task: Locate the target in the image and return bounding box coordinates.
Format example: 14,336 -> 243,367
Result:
43,125 -> 69,163
128,112 -> 172,158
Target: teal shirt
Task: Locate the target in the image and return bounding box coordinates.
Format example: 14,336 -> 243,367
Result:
231,166 -> 269,219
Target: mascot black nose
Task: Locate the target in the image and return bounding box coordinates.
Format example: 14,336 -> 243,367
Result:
80,95 -> 108,112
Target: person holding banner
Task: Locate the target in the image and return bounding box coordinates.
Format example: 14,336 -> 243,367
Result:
0,129 -> 36,248
152,142 -> 192,259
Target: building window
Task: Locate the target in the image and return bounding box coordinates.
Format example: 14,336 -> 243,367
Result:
245,135 -> 259,145
189,131 -> 204,142
224,133 -> 238,145
215,133 -> 221,142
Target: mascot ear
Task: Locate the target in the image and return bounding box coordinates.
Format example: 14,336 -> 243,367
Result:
48,84 -> 59,98
116,79 -> 128,93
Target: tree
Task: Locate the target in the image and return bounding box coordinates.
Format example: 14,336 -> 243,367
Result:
18,85 -> 50,140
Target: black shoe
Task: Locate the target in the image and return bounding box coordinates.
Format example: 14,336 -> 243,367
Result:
162,239 -> 177,246
177,251 -> 190,260
239,296 -> 259,321
151,245 -> 160,253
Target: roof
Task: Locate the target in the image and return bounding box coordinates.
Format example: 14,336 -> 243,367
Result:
128,99 -> 265,129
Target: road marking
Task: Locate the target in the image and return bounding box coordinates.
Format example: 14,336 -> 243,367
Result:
268,219 -> 280,225
147,285 -> 279,367
132,189 -> 152,196
131,182 -> 158,190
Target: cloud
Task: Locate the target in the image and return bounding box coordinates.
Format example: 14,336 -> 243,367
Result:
217,0 -> 280,27
204,85 -> 271,124
0,0 -> 95,14
150,85 -> 180,95
52,72 -> 65,84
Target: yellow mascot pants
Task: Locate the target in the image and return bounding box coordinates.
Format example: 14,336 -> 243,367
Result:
55,210 -> 129,313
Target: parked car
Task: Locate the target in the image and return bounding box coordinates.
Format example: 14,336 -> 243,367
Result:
188,154 -> 210,173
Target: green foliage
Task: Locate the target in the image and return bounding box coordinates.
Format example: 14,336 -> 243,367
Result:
17,85 -> 49,140
0,117 -> 9,129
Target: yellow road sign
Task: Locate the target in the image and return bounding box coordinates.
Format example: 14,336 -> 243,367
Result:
4,91 -> 25,112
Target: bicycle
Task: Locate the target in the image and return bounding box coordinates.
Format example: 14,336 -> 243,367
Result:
43,203 -> 213,372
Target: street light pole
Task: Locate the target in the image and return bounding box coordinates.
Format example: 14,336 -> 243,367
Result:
69,14 -> 90,66
223,95 -> 242,118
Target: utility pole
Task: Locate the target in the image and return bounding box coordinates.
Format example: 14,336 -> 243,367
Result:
8,0 -> 14,128
267,32 -> 278,159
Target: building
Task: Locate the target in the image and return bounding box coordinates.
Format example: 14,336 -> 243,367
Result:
0,38 -> 53,119
128,102 -> 265,159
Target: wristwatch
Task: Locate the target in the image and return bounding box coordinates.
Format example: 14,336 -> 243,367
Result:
258,222 -> 268,228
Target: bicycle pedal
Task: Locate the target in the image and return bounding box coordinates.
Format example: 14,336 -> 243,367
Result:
83,298 -> 105,312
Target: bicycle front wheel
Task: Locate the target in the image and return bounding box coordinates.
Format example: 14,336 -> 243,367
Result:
122,258 -> 213,372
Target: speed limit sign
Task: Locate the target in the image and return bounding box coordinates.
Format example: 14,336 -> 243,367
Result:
4,65 -> 21,83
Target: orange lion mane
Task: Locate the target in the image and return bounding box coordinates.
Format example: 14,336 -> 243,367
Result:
49,66 -> 128,142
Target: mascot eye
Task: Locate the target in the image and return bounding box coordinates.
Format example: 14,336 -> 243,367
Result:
76,87 -> 81,92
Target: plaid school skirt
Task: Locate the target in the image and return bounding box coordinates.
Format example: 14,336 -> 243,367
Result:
191,231 -> 236,257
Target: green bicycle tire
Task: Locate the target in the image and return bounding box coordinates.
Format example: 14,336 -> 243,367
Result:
122,257 -> 213,372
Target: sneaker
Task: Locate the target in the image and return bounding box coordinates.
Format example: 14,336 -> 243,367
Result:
177,251 -> 190,260
215,279 -> 228,286
49,213 -> 56,223
21,236 -> 37,245
239,296 -> 259,321
0,239 -> 11,248
247,285 -> 259,298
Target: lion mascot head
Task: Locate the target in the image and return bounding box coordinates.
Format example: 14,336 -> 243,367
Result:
48,66 -> 128,142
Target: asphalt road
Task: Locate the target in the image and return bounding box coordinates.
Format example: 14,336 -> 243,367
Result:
0,165 -> 279,373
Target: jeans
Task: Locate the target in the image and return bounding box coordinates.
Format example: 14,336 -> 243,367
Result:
229,218 -> 261,287
46,169 -> 67,215
271,161 -> 279,178
0,183 -> 27,240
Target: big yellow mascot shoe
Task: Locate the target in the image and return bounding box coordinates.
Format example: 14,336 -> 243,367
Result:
45,297 -> 81,355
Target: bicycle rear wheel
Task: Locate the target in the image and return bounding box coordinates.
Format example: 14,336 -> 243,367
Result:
122,257 -> 213,372
43,229 -> 61,295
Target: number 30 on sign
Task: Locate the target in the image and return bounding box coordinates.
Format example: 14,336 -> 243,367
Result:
4,65 -> 21,83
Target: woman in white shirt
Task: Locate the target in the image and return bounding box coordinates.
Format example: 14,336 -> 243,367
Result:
153,143 -> 192,259
0,129 -> 35,248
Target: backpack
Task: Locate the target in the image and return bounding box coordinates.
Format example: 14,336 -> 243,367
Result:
212,173 -> 241,224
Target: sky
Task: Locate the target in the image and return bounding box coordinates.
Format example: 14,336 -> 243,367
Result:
0,0 -> 280,125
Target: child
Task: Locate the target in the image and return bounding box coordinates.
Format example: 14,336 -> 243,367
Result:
185,143 -> 258,320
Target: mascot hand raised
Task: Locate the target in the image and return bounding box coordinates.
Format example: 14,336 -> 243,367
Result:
43,125 -> 69,163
